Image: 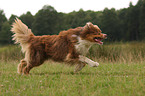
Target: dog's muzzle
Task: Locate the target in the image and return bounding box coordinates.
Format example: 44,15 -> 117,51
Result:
103,34 -> 107,39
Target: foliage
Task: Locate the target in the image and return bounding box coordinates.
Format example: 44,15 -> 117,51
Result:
100,8 -> 121,41
32,5 -> 59,35
0,22 -> 12,44
20,12 -> 34,28
138,0 -> 145,40
0,10 -> 7,31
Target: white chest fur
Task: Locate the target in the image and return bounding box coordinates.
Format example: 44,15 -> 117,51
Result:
75,37 -> 94,55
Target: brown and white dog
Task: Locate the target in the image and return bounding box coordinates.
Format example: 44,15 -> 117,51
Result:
11,18 -> 107,74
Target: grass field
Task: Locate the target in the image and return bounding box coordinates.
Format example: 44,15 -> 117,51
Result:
0,42 -> 145,96
0,61 -> 144,96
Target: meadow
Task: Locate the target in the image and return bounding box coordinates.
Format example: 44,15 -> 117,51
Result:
0,42 -> 145,96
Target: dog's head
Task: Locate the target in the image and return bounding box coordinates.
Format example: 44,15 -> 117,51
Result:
80,22 -> 107,45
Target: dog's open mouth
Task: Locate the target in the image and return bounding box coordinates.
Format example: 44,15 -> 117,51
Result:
94,37 -> 103,45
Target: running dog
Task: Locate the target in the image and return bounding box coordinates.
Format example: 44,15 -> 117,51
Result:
11,18 -> 107,74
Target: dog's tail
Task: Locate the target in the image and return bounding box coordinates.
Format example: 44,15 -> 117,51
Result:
11,18 -> 34,53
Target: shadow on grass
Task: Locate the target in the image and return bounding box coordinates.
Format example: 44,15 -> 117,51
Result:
33,71 -> 142,77
33,72 -> 98,75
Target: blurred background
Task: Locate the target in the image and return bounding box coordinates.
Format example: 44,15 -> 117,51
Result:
0,0 -> 144,62
0,0 -> 144,44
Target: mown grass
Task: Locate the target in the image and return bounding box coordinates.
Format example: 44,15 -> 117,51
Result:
0,61 -> 144,96
0,42 -> 145,96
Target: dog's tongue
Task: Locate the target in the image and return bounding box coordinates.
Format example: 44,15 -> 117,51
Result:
94,39 -> 103,45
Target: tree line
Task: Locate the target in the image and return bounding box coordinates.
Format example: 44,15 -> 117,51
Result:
0,0 -> 145,45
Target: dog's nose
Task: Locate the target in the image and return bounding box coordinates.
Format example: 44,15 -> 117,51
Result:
103,34 -> 107,39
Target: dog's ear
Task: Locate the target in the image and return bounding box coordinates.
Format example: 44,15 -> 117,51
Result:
84,22 -> 94,30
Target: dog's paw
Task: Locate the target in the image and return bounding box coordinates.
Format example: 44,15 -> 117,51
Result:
89,62 -> 99,67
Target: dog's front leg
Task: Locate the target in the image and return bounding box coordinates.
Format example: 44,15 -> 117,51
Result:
79,55 -> 99,67
74,63 -> 86,73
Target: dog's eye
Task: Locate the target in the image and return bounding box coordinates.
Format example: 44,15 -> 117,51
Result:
98,33 -> 100,35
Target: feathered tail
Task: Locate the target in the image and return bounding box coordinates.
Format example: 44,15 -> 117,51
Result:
11,18 -> 34,53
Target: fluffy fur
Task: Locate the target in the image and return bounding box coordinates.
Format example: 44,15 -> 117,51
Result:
11,18 -> 107,74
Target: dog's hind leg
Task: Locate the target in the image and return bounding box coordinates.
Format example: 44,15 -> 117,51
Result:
22,60 -> 45,75
74,63 -> 86,73
22,52 -> 46,75
23,64 -> 33,75
17,59 -> 27,74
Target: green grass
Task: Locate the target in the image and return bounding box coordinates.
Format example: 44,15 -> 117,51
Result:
0,42 -> 145,62
0,61 -> 144,96
89,42 -> 145,63
0,45 -> 23,61
0,42 -> 145,96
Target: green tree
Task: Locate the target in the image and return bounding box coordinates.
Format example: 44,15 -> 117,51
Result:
126,2 -> 140,41
65,9 -> 92,28
85,10 -> 102,26
20,11 -> 34,28
118,8 -> 128,41
0,9 -> 7,31
0,22 -> 12,44
32,5 -> 59,35
138,0 -> 145,40
71,9 -> 88,28
100,8 -> 121,41
9,14 -> 18,24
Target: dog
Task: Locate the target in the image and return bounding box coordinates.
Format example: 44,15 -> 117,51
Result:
11,18 -> 107,74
